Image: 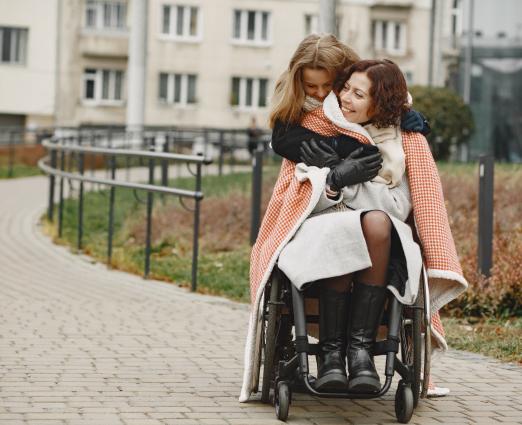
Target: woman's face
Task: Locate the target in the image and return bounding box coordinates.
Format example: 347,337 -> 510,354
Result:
302,67 -> 333,102
339,71 -> 373,124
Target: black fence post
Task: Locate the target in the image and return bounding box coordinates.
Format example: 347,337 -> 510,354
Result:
58,150 -> 65,238
191,161 -> 202,292
161,134 -> 169,203
47,148 -> 57,222
7,130 -> 15,178
77,148 -> 85,251
144,155 -> 155,278
203,128 -> 209,157
478,155 -> 494,277
250,143 -> 264,245
162,135 -> 169,185
218,131 -> 224,176
107,155 -> 116,266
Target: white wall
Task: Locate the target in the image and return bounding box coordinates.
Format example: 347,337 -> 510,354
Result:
0,0 -> 58,124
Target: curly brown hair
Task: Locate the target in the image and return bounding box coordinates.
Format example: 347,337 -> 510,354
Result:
333,59 -> 409,128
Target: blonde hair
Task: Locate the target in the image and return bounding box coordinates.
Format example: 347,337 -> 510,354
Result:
269,34 -> 360,128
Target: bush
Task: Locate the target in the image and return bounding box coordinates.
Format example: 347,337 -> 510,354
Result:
439,164 -> 522,318
410,86 -> 474,161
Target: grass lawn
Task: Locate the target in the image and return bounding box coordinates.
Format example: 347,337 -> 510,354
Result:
443,317 -> 521,364
0,161 -> 43,178
46,169 -> 270,303
43,162 -> 521,363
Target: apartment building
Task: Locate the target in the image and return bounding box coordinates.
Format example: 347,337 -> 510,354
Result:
1,0 -> 459,130
0,0 -> 59,128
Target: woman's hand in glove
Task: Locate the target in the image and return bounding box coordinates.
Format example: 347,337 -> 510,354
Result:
326,147 -> 382,191
299,139 -> 342,168
401,109 -> 430,135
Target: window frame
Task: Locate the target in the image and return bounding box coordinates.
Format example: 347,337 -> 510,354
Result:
304,14 -> 319,36
0,26 -> 28,65
372,19 -> 407,56
159,4 -> 202,42
84,0 -> 127,32
82,68 -> 125,106
231,9 -> 271,46
158,72 -> 198,107
230,77 -> 269,110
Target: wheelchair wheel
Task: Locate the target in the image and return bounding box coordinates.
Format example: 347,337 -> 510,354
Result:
400,291 -> 422,407
395,380 -> 414,423
275,381 -> 290,421
261,276 -> 280,403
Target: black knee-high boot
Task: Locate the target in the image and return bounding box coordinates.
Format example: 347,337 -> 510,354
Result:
315,287 -> 349,392
346,282 -> 387,393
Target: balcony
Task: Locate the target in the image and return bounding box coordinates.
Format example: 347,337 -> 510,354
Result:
440,36 -> 461,58
79,29 -> 129,58
370,0 -> 413,8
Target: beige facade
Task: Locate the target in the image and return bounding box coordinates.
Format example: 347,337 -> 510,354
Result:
0,0 -> 459,130
0,0 -> 58,128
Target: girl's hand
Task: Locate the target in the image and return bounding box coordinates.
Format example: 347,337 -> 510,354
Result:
401,109 -> 430,135
299,139 -> 341,168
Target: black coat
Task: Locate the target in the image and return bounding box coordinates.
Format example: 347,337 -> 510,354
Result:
271,120 -> 378,163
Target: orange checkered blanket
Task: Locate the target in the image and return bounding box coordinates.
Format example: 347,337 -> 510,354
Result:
239,107 -> 468,402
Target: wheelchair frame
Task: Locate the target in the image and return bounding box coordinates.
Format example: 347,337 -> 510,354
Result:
253,265 -> 432,423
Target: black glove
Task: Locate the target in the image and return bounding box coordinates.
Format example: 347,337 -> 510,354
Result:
401,109 -> 431,136
299,139 -> 342,168
326,147 -> 382,191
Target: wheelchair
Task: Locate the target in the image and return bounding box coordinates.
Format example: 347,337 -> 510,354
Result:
252,265 -> 432,423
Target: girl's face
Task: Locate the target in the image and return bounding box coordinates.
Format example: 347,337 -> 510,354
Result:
302,67 -> 333,102
339,71 -> 373,124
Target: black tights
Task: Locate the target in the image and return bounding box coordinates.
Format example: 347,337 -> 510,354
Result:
322,210 -> 392,293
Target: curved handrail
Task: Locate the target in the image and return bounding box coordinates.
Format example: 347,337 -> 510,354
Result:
40,138 -> 213,291
38,156 -> 203,200
42,139 -> 213,165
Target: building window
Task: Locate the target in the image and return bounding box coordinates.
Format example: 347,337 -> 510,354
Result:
158,73 -> 197,105
161,5 -> 200,40
304,14 -> 319,36
451,0 -> 463,48
85,1 -> 127,30
230,77 -> 268,109
232,10 -> 271,44
0,27 -> 28,65
372,20 -> 406,55
83,68 -> 124,103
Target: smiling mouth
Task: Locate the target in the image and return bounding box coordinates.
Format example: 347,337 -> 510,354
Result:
342,105 -> 354,113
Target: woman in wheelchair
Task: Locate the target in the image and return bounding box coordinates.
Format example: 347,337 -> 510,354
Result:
240,35 -> 467,420
275,58 -> 418,394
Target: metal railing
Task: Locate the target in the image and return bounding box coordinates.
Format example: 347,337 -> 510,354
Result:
39,137 -> 212,291
1,125 -> 272,178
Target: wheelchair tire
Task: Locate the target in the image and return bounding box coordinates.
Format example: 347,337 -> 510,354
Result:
401,292 -> 422,408
275,381 -> 290,421
261,277 -> 280,403
395,380 -> 414,424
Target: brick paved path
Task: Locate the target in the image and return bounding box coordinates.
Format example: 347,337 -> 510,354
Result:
0,174 -> 521,425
